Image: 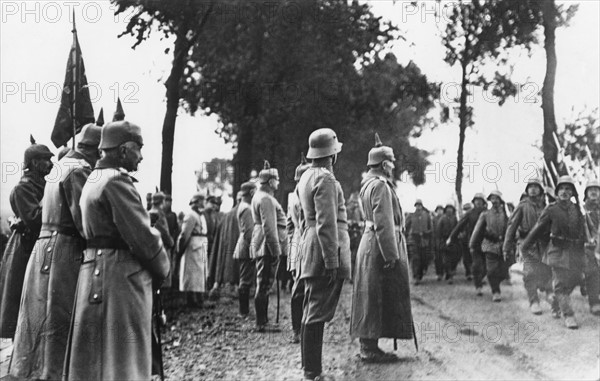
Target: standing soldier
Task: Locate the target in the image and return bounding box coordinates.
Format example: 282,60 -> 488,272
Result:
287,154 -> 311,343
448,193 -> 488,295
459,203 -> 474,281
438,204 -> 459,283
406,199 -> 432,284
163,194 -> 180,288
297,128 -> 350,380
582,180 -> 600,315
350,133 -> 415,363
522,176 -> 587,328
431,205 -> 445,281
9,125 -> 100,379
503,178 -> 555,315
64,121 -> 170,380
150,191 -> 175,285
177,193 -> 209,308
0,136 -> 54,339
250,161 -> 287,332
470,190 -> 508,302
234,182 -> 257,317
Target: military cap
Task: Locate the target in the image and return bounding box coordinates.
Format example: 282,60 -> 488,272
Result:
367,133 -> 395,166
78,123 -> 103,147
189,193 -> 205,205
258,160 -> 279,184
487,189 -> 504,203
24,135 -> 54,169
472,192 -> 486,203
306,128 -> 342,160
99,121 -> 143,150
240,181 -> 257,196
555,175 -> 578,197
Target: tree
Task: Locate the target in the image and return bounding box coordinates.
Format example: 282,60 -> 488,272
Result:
556,106 -> 599,182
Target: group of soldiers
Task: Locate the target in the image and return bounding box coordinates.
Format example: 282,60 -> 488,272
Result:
0,119 -> 598,380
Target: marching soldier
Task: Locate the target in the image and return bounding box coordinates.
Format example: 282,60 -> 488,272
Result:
10,124 -> 101,379
459,203 -> 474,280
406,199 -> 432,284
437,204 -> 460,283
64,121 -> 170,380
150,191 -> 175,286
431,205 -> 445,281
297,128 -> 350,380
470,190 -> 508,302
0,136 -> 54,339
350,133 -> 415,363
583,179 -> 600,315
250,161 -> 287,332
522,176 -> 587,328
448,193 -> 488,295
503,178 -> 555,315
287,153 -> 311,343
233,182 -> 257,317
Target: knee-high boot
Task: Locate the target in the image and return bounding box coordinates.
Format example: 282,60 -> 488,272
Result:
302,322 -> 324,380
238,288 -> 250,316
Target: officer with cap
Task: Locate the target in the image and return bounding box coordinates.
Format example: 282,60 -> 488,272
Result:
583,179 -> 600,315
350,133 -> 415,364
470,190 -> 508,302
523,176 -> 587,328
503,178 -> 556,316
250,161 -> 287,332
233,181 -> 257,317
406,198 -> 432,284
448,192 -> 488,295
64,121 -> 170,380
297,128 -> 350,379
9,124 -> 102,379
0,135 -> 54,339
287,153 -> 310,343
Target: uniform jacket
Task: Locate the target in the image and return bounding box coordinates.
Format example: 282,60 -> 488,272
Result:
406,209 -> 432,236
437,214 -> 458,242
522,200 -> 585,270
0,170 -> 45,338
233,201 -> 253,260
297,165 -> 351,279
250,187 -> 286,259
470,207 -> 508,255
209,205 -> 240,285
10,151 -> 92,379
503,197 -> 546,259
350,168 -> 414,340
286,188 -> 303,273
448,206 -> 487,244
64,157 -> 170,381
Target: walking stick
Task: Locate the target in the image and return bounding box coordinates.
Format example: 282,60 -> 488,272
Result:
276,276 -> 281,324
152,289 -> 165,381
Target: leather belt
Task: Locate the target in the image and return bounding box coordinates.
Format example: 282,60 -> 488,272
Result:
364,220 -> 401,232
86,236 -> 129,250
191,233 -> 207,237
40,225 -> 81,238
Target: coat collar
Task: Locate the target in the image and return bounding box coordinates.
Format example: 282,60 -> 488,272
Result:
94,157 -> 138,182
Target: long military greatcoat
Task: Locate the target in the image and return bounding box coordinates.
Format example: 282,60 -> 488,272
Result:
10,151 -> 93,379
286,187 -> 303,274
177,208 -> 209,292
250,188 -> 287,259
0,170 -> 45,338
209,204 -> 240,285
350,169 -> 414,340
64,158 -> 170,381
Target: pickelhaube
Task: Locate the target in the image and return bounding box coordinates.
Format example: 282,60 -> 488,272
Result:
472,192 -> 486,203
240,181 -> 257,196
78,123 -> 102,147
258,160 -> 279,184
306,128 -> 342,160
584,179 -> 600,200
555,175 -> 578,197
152,191 -> 166,204
99,121 -> 143,150
294,152 -> 311,181
487,189 -> 504,203
525,177 -> 545,193
367,133 -> 395,166
24,135 -> 54,169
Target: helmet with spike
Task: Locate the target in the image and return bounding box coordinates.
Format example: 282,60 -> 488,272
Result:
24,134 -> 54,169
367,132 -> 395,166
258,160 -> 279,184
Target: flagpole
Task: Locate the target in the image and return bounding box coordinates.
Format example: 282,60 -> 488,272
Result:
71,11 -> 77,150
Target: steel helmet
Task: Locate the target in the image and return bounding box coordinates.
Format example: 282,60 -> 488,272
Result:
294,152 -> 311,181
99,121 -> 143,150
78,123 -> 103,147
525,177 -> 545,194
555,175 -> 578,197
24,135 -> 54,169
367,133 -> 395,166
584,179 -> 600,200
189,193 -> 205,205
445,203 -> 457,212
152,191 -> 166,204
487,189 -> 504,203
258,160 -> 279,184
472,192 -> 486,204
306,128 -> 342,159
414,199 -> 423,207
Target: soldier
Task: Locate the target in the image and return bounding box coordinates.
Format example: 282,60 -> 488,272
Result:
431,205 -> 445,281
460,203 -> 474,280
448,193 -> 488,295
470,190 -> 508,302
582,179 -> 600,315
0,136 -> 54,339
9,125 -> 100,379
297,128 -> 350,380
287,154 -> 311,343
233,182 -> 257,317
522,176 -> 588,328
503,178 -> 555,315
64,121 -> 170,380
438,204 -> 460,283
350,133 -> 414,363
406,199 -> 432,284
347,191 -> 366,280
250,161 -> 287,332
150,192 -> 175,285
177,193 -> 209,308
163,194 -> 180,289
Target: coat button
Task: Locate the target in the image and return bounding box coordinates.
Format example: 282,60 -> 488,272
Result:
47,248 -> 52,252
52,231 -> 58,236
93,294 -> 99,300
94,269 -> 100,276
97,250 -> 102,256
43,266 -> 49,271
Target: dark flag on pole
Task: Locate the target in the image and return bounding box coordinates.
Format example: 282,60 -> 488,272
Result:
113,97 -> 125,121
52,13 -> 95,148
96,107 -> 105,126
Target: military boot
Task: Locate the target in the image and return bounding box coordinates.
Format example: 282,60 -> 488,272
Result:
359,338 -> 399,363
303,323 -> 325,380
238,288 -> 250,317
254,295 -> 268,331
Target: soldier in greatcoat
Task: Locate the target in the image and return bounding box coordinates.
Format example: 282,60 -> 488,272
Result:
406,199 -> 432,284
250,161 -> 287,332
64,121 -> 170,380
9,124 -> 101,379
297,128 -> 350,380
0,136 -> 54,339
350,133 -> 415,363
233,182 -> 257,317
150,191 -> 175,286
522,176 -> 587,328
582,179 -> 600,315
503,178 -> 555,315
437,204 -> 459,283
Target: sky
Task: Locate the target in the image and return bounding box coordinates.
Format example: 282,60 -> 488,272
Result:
1,0 -> 598,222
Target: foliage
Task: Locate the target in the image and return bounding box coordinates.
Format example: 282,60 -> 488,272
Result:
559,106 -> 600,163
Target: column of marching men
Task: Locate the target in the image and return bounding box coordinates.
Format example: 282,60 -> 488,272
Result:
0,120 -> 599,380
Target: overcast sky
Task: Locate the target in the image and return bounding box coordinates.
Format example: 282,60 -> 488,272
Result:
1,1 -> 598,219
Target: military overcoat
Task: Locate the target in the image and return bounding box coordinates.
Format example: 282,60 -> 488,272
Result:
233,201 -> 253,260
249,188 -> 287,259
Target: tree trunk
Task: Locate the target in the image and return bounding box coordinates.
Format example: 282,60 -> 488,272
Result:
233,122 -> 254,196
456,59 -> 469,210
542,0 -> 559,179
160,34 -> 189,194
